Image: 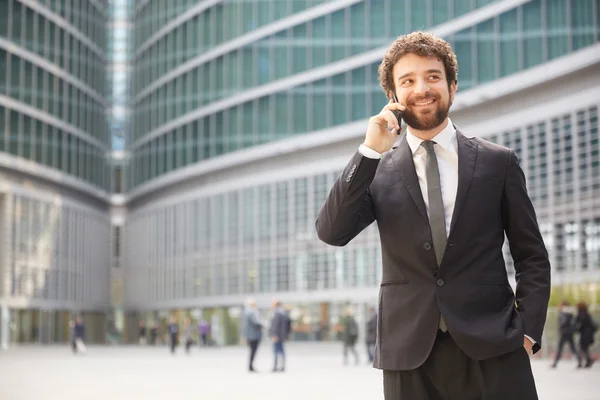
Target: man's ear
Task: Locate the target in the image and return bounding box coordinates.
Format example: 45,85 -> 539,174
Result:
449,81 -> 457,101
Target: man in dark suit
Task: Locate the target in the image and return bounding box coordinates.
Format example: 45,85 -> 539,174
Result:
316,31 -> 551,399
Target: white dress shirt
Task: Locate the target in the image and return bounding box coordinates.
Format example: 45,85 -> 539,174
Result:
360,118 -> 458,237
358,119 -> 536,347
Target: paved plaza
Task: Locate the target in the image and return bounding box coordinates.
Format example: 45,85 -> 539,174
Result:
0,342 -> 597,399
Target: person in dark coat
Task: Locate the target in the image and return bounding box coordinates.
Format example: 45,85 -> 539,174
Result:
269,299 -> 289,372
551,300 -> 581,368
365,307 -> 377,363
241,298 -> 264,372
150,322 -> 159,345
342,307 -> 359,365
138,320 -> 147,345
167,316 -> 179,354
576,301 -> 597,368
70,316 -> 86,354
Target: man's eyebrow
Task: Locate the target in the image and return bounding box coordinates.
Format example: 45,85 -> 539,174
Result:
397,69 -> 443,81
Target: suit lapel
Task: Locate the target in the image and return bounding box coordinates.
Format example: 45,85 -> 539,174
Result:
449,129 -> 478,235
390,136 -> 428,221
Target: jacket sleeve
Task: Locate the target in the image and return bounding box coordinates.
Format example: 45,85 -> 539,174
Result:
502,150 -> 551,354
315,151 -> 380,246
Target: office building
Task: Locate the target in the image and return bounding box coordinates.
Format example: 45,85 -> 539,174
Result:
122,0 -> 600,344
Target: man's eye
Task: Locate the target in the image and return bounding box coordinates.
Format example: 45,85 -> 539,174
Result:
428,76 -> 440,80
402,79 -> 412,85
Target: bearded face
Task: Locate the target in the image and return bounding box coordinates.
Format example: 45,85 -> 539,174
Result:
391,54 -> 456,133
400,90 -> 451,131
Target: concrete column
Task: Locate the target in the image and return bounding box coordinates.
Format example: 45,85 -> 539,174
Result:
1,303 -> 9,350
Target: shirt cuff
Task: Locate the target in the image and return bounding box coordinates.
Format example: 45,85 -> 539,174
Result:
524,335 -> 536,345
358,144 -> 382,159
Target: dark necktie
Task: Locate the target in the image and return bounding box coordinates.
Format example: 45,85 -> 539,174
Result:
421,140 -> 448,331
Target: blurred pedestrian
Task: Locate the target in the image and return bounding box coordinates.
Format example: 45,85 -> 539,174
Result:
198,318 -> 210,347
70,315 -> 86,354
139,320 -> 147,346
150,322 -> 159,345
183,318 -> 194,354
366,307 -> 377,363
241,298 -> 264,372
575,301 -> 597,368
167,316 -> 179,354
269,299 -> 289,372
342,307 -> 359,365
551,300 -> 580,368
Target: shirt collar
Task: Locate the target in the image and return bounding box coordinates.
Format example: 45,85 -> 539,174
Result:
406,118 -> 456,155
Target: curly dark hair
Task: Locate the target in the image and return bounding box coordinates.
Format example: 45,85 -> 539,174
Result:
378,31 -> 458,97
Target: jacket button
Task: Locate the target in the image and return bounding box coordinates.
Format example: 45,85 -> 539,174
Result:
423,243 -> 431,250
436,278 -> 445,287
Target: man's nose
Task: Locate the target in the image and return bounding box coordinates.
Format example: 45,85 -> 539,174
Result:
413,78 -> 430,94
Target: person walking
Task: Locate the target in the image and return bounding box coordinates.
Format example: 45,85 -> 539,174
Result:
365,307 -> 377,363
575,301 -> 597,368
551,300 -> 580,368
269,300 -> 289,372
316,31 -> 551,399
70,316 -> 86,354
342,307 -> 359,365
183,318 -> 195,354
241,298 -> 264,372
167,316 -> 179,354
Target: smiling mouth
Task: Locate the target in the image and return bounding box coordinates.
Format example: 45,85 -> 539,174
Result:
413,98 -> 436,106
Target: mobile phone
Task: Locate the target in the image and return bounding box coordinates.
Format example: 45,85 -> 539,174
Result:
391,92 -> 403,135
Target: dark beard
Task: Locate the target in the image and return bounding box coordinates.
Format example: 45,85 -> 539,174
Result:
402,100 -> 449,132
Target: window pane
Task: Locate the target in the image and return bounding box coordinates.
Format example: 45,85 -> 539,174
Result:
274,93 -> 288,139
312,79 -> 327,131
292,24 -> 307,74
433,0 -> 449,25
410,0 -> 427,31
331,10 -> 346,62
351,67 -> 367,120
292,86 -> 307,134
571,0 -> 595,50
311,17 -> 326,68
546,0 -> 568,60
453,29 -> 474,89
476,20 -> 495,83
499,10 -> 519,77
350,3 -> 366,55
331,73 -> 347,126
522,0 -> 543,68
368,0 -> 386,42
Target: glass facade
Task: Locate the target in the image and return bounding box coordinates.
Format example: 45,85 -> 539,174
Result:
0,0 -> 109,189
121,0 -> 600,347
0,0 -> 111,346
128,0 -> 600,188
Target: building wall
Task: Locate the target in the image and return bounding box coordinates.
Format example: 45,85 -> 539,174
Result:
128,0 -> 599,189
0,0 -> 111,345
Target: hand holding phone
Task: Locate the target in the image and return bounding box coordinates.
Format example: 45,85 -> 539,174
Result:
363,94 -> 405,154
391,93 -> 403,132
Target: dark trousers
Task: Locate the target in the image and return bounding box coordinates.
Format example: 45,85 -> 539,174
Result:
383,331 -> 538,400
552,334 -> 581,366
248,339 -> 260,369
185,339 -> 194,353
170,334 -> 178,354
578,342 -> 594,367
344,338 -> 359,364
273,341 -> 285,370
367,341 -> 376,362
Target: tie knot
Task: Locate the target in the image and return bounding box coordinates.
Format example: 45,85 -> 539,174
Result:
421,140 -> 436,153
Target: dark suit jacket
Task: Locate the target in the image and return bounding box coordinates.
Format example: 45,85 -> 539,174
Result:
316,129 -> 551,371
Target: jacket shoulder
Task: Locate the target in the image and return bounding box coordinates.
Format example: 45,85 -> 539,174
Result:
470,135 -> 511,155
